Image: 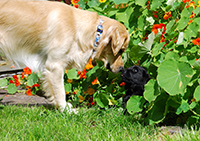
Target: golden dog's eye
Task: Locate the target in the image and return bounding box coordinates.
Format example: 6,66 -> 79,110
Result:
119,49 -> 123,54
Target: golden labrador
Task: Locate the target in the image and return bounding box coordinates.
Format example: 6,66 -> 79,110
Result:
0,1 -> 130,112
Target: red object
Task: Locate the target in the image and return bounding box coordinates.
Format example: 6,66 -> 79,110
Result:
120,82 -> 125,86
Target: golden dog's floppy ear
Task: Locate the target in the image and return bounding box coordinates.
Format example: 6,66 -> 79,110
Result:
110,27 -> 128,56
94,26 -> 129,59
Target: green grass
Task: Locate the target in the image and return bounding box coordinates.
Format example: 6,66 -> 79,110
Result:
0,105 -> 200,141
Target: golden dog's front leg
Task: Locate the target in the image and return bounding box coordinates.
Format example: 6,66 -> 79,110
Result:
42,62 -> 74,112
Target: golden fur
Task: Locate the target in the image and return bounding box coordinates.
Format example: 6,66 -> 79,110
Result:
0,1 -> 130,112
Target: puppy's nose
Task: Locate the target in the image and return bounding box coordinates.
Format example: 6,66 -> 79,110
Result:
119,66 -> 124,72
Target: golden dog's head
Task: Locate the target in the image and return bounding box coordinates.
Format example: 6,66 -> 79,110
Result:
94,17 -> 130,73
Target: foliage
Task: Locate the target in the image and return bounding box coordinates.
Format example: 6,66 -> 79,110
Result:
71,0 -> 200,126
1,0 -> 200,126
0,67 -> 41,96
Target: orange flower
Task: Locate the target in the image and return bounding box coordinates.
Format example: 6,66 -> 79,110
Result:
85,59 -> 93,70
186,1 -> 196,8
67,79 -> 73,83
151,23 -> 166,36
23,67 -> 32,75
160,37 -> 165,43
183,0 -> 191,3
80,69 -> 87,79
84,88 -> 95,95
32,84 -> 40,87
192,38 -> 200,45
26,89 -> 33,96
71,0 -> 79,4
189,13 -> 196,18
92,77 -> 100,85
188,20 -> 193,24
21,72 -> 25,80
78,95 -> 84,103
163,11 -> 171,20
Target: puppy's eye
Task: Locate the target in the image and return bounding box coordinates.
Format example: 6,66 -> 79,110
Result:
133,68 -> 138,73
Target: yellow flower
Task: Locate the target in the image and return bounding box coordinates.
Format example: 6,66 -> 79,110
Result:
67,79 -> 73,83
65,91 -> 70,95
85,59 -> 93,70
99,0 -> 106,3
198,0 -> 200,7
83,88 -> 95,95
65,70 -> 68,73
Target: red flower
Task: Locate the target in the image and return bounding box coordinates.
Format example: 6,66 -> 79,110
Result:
9,80 -> 14,84
77,71 -> 81,75
146,1 -> 150,9
23,67 -> 32,75
21,72 -> 25,80
153,11 -> 158,18
73,4 -> 79,8
32,84 -> 40,88
80,69 -> 87,79
13,75 -> 18,80
120,82 -> 125,86
183,0 -> 191,3
15,80 -> 21,87
26,89 -> 33,96
91,102 -> 96,106
192,38 -> 200,45
151,23 -> 166,36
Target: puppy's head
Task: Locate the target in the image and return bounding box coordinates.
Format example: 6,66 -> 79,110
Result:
121,65 -> 150,90
93,17 -> 130,73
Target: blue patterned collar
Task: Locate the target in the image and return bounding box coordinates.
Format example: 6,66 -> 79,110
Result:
93,19 -> 104,52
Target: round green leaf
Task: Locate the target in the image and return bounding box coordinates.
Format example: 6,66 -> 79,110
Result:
96,93 -> 109,108
0,78 -> 8,87
27,73 -> 38,87
64,84 -> 72,92
67,68 -> 79,79
144,79 -> 160,102
193,60 -> 200,70
165,52 -> 179,60
7,84 -> 17,94
126,95 -> 145,114
157,59 -> 193,95
194,85 -> 200,102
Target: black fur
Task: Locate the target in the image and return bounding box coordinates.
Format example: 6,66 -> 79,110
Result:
121,65 -> 150,111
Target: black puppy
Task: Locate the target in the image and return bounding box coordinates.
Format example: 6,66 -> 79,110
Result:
121,65 -> 150,111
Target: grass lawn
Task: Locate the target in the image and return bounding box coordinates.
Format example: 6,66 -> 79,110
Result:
0,105 -> 200,141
